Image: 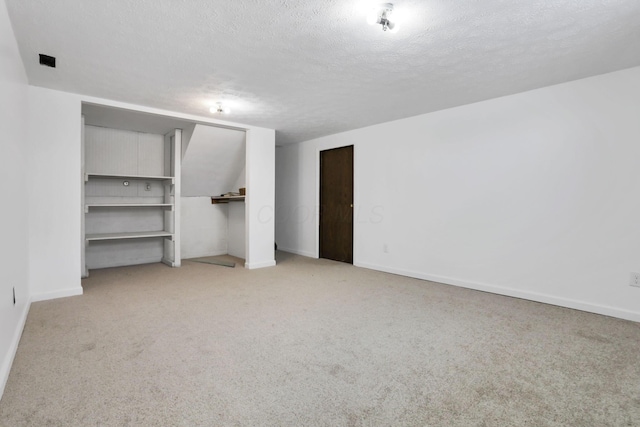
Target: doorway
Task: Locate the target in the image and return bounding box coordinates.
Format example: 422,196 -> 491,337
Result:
319,145 -> 354,263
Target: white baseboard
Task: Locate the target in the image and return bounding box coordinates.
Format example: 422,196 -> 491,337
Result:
245,260 -> 277,269
277,247 -> 317,258
161,257 -> 184,268
31,286 -> 83,303
355,261 -> 640,323
0,297 -> 31,400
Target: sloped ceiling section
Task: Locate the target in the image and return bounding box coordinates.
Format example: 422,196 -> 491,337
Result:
181,125 -> 246,197
7,1 -> 640,145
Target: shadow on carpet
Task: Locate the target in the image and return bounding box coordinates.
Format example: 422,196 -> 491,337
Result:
186,256 -> 236,268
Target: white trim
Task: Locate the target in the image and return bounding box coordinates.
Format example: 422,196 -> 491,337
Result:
161,258 -> 177,267
244,130 -> 251,267
315,148 -> 321,259
244,260 -> 277,269
30,287 -> 83,303
0,297 -> 31,400
277,247 -> 317,258
355,261 -> 640,323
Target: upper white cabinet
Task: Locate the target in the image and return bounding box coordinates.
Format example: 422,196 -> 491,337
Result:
82,125 -> 181,276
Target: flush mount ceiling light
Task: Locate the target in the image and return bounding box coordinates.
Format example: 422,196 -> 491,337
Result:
367,3 -> 398,33
210,103 -> 231,114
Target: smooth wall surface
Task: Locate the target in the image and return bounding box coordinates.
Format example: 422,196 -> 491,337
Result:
276,66 -> 640,322
181,197 -> 228,259
27,87 -> 83,301
245,127 -> 276,269
228,202 -> 246,259
0,0 -> 30,397
181,124 -> 246,197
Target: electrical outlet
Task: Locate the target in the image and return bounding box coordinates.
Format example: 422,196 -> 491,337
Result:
631,272 -> 640,288
383,243 -> 389,253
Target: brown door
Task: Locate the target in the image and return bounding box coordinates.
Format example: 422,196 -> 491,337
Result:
320,145 -> 354,263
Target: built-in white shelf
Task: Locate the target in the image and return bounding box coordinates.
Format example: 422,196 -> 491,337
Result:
82,126 -> 182,276
85,173 -> 175,183
86,231 -> 174,242
85,203 -> 174,213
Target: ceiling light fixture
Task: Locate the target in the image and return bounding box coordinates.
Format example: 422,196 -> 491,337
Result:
367,3 -> 398,33
210,103 -> 231,114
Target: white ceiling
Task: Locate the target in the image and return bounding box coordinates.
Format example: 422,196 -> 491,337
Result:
7,0 -> 640,145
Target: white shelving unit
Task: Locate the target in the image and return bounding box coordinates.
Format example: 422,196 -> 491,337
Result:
82,125 -> 182,276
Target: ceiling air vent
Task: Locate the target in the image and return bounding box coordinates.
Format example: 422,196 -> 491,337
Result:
39,54 -> 56,68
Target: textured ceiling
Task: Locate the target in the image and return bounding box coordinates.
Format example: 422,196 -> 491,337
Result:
6,0 -> 640,145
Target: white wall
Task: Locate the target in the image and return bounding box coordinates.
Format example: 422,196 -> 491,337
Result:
181,124 -> 246,197
27,87 -> 83,301
233,164 -> 246,191
228,202 -> 246,259
276,143 -> 318,258
245,127 -> 276,269
181,198 -> 228,259
276,66 -> 640,322
0,0 -> 30,397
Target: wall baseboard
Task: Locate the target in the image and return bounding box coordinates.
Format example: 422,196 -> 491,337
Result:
30,286 -> 83,303
245,260 -> 277,269
277,247 -> 317,258
354,261 -> 640,323
0,297 -> 31,400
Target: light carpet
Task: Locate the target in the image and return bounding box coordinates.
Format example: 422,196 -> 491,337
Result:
1,252 -> 639,426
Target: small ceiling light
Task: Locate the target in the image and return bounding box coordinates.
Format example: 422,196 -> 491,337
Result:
210,103 -> 231,114
367,3 -> 398,33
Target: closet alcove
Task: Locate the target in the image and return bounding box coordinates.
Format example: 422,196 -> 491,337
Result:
81,103 -> 247,277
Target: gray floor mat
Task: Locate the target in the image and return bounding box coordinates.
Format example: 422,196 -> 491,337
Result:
188,256 -> 236,268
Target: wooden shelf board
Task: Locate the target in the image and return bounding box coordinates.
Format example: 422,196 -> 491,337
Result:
211,195 -> 245,204
86,231 -> 174,241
